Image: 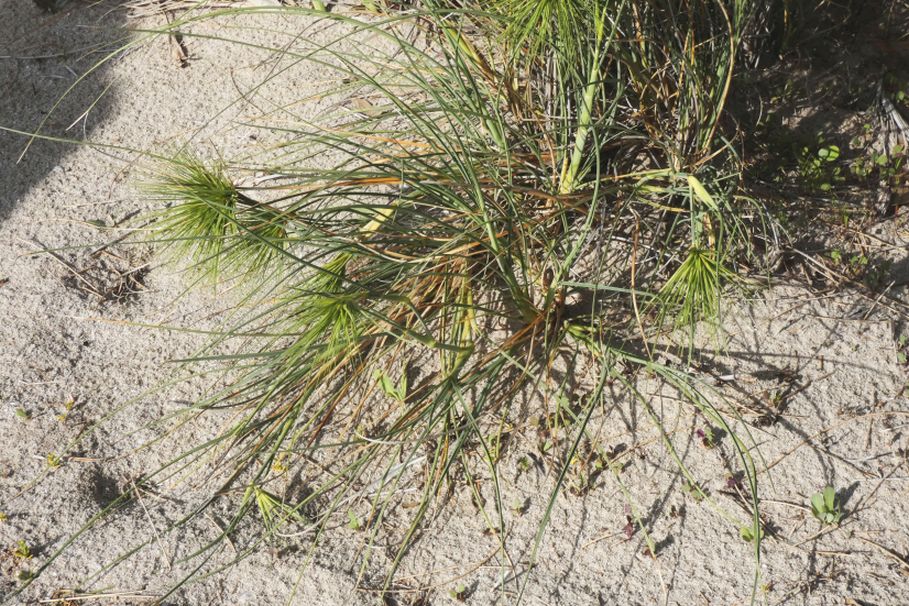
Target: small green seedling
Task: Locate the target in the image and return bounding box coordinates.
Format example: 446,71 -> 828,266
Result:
373,369 -> 407,404
14,408 -> 30,421
810,486 -> 842,525
13,540 -> 31,560
347,509 -> 363,531
46,453 -> 62,469
798,142 -> 843,192
817,145 -> 839,161
850,145 -> 905,183
449,583 -> 467,601
739,524 -> 764,544
245,485 -> 308,533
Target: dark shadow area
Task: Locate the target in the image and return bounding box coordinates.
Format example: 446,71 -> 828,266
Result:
734,0 -> 909,207
727,0 -> 909,318
0,1 -> 126,223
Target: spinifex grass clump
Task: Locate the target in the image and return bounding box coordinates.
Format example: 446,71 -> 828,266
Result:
22,0 -> 772,601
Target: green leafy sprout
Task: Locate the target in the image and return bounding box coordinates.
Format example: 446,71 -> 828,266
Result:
13,540 -> 31,561
245,485 -> 309,534
739,524 -> 764,544
810,486 -> 842,525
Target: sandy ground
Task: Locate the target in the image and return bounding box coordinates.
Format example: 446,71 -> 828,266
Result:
2,3 -> 909,605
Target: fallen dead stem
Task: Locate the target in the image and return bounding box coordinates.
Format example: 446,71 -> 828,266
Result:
39,591 -> 160,604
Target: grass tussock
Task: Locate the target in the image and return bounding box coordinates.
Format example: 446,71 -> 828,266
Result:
17,0 -> 845,601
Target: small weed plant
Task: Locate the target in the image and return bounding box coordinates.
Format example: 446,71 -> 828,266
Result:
810,486 -> 842,525
797,142 -> 843,192
12,540 -> 31,561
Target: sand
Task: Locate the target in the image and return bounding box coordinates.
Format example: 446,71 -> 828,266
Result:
2,2 -> 908,605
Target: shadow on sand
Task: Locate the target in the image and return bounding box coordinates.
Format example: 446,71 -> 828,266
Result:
0,1 -> 126,223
